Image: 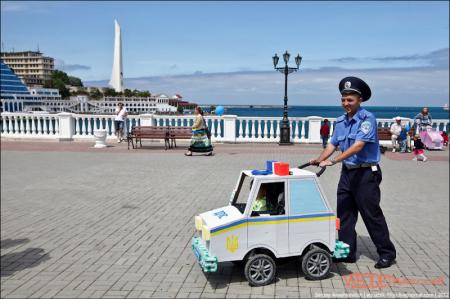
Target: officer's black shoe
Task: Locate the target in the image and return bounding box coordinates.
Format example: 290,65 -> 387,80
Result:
374,258 -> 396,269
332,256 -> 356,263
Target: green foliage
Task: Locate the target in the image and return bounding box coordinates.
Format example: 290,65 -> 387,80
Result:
124,88 -> 133,97
102,87 -> 117,97
52,70 -> 70,83
68,76 -> 83,87
53,78 -> 70,98
48,69 -> 83,99
177,105 -> 184,114
88,88 -> 102,100
137,90 -> 151,97
210,105 -> 216,114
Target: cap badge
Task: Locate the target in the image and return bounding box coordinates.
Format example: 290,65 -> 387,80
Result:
344,81 -> 352,89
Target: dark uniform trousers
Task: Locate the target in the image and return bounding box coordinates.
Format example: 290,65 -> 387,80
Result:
337,165 -> 396,260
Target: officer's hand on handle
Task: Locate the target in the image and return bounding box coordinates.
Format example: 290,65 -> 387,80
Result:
319,160 -> 333,167
309,158 -> 319,166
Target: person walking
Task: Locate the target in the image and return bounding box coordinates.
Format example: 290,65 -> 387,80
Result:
310,76 -> 396,269
184,106 -> 213,156
114,102 -> 128,143
412,134 -> 428,162
320,119 -> 330,149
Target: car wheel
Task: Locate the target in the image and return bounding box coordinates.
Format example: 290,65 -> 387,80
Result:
244,254 -> 276,286
301,247 -> 331,280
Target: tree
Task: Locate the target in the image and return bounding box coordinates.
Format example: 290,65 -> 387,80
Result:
177,105 -> 184,114
210,105 -> 216,114
53,78 -> 70,99
102,87 -> 117,97
124,89 -> 133,97
48,70 -> 84,98
52,70 -> 70,84
68,76 -> 83,87
89,88 -> 102,100
137,90 -> 151,97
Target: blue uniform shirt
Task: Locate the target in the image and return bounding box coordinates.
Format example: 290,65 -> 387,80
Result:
330,108 -> 380,165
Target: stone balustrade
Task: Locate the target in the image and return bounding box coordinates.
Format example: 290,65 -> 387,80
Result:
1,112 -> 449,144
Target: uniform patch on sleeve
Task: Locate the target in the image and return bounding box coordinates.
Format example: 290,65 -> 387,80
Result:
361,121 -> 372,134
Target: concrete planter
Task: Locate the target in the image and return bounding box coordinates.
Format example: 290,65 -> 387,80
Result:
93,129 -> 108,148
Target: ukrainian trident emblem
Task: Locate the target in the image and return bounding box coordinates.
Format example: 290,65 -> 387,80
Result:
226,235 -> 239,253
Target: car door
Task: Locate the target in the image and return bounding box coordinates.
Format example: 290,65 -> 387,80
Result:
288,178 -> 334,254
247,180 -> 289,256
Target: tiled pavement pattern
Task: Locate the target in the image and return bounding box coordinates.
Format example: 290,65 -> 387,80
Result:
1,140 -> 449,298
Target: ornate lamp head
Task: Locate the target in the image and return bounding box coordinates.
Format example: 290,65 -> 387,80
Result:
283,51 -> 290,64
272,54 -> 279,68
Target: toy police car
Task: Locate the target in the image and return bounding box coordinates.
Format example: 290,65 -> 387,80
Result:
192,162 -> 349,286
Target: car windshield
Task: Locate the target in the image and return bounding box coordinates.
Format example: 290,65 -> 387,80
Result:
230,173 -> 252,214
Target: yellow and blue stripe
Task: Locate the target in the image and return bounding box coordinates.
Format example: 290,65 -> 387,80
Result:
210,212 -> 335,236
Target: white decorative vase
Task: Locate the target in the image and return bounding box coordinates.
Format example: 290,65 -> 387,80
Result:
93,130 -> 108,148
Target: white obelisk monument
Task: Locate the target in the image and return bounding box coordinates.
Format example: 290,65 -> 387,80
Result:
109,19 -> 124,92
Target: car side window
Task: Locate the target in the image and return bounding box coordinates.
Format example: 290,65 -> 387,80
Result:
251,182 -> 285,217
289,179 -> 328,215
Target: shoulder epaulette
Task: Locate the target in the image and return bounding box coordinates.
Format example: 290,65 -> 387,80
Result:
357,109 -> 371,120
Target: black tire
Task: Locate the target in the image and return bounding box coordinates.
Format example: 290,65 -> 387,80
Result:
301,247 -> 331,280
244,254 -> 276,287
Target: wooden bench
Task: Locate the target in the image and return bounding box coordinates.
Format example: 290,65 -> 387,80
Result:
127,126 -> 170,150
168,126 -> 192,148
377,127 -> 415,151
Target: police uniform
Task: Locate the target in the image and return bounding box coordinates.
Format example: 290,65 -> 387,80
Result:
330,77 -> 396,266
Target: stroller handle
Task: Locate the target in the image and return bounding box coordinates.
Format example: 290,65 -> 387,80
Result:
298,162 -> 326,177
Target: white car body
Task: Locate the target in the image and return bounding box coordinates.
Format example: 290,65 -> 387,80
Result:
193,168 -> 338,269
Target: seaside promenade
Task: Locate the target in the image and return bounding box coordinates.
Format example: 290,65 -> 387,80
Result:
1,140 -> 449,298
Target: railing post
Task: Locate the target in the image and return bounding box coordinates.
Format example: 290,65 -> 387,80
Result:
58,112 -> 74,141
307,116 -> 322,143
140,113 -> 154,126
222,115 -> 237,143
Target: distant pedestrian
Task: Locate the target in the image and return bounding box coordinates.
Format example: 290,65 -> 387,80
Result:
185,107 -> 213,156
320,119 -> 330,148
412,134 -> 428,162
114,102 -> 128,143
414,107 -> 432,133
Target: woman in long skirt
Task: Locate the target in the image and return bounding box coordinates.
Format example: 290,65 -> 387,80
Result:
185,107 -> 213,156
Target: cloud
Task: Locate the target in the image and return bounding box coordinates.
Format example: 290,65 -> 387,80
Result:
85,48 -> 448,106
1,2 -> 27,12
0,1 -> 52,13
330,57 -> 361,63
55,59 -> 91,72
330,48 -> 449,69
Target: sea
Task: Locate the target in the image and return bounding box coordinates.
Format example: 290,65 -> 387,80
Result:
222,106 -> 450,120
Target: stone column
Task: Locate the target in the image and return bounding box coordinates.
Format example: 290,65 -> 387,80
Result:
58,112 -> 74,141
307,116 -> 322,143
222,115 -> 237,143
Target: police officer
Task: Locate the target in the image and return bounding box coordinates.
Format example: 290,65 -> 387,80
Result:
311,76 -> 396,269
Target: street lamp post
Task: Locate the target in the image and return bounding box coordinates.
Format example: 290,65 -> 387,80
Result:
272,51 -> 302,145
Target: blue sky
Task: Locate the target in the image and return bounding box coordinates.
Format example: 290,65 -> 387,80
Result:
1,1 -> 449,106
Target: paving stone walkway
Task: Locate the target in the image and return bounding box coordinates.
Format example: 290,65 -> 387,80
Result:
1,140 -> 449,298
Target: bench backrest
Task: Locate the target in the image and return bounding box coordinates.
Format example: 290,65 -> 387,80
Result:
377,126 -> 415,140
131,126 -> 169,137
169,126 -> 192,138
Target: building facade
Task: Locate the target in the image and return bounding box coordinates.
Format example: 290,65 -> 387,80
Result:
0,61 -> 30,95
1,51 -> 54,87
